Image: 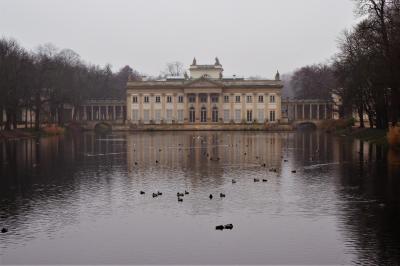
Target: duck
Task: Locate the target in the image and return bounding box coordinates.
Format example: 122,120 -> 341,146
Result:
140,191 -> 145,195
178,197 -> 183,202
224,224 -> 233,230
152,193 -> 158,198
209,194 -> 213,199
157,191 -> 162,196
134,162 -> 138,165
262,163 -> 266,167
220,193 -> 226,198
262,179 -> 268,182
1,228 -> 8,233
254,178 -> 260,182
291,170 -> 297,173
215,225 -> 224,230
177,192 -> 184,197
232,179 -> 237,184
184,190 -> 189,195
284,159 -> 288,162
156,160 -> 159,164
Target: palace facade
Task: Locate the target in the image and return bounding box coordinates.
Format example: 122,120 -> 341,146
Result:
126,58 -> 283,126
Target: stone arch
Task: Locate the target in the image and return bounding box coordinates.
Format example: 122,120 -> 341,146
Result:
296,122 -> 317,130
94,122 -> 112,133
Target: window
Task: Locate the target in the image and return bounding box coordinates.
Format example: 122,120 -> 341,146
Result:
235,109 -> 241,122
223,109 -> 230,122
167,96 -> 172,103
235,96 -> 241,103
246,95 -> 252,103
211,96 -> 219,103
155,96 -> 161,103
178,96 -> 184,103
269,110 -> 276,122
189,107 -> 195,123
177,109 -> 184,122
212,107 -> 218,122
189,95 -> 196,103
258,95 -> 264,103
166,109 -> 172,122
132,110 -> 139,122
247,110 -> 253,122
224,95 -> 229,103
201,107 -> 207,122
258,109 -> 264,122
143,110 -> 150,122
144,96 -> 149,103
270,95 -> 275,103
200,95 -> 207,103
132,96 -> 138,103
155,110 -> 161,123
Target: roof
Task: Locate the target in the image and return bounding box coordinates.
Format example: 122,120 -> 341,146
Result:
127,77 -> 283,89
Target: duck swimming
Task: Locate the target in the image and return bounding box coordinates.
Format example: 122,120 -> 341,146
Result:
140,191 -> 145,195
1,228 -> 8,233
215,225 -> 224,230
209,194 -> 213,199
224,224 -> 233,230
220,193 -> 226,198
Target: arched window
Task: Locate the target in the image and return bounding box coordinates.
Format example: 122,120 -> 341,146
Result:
189,107 -> 195,123
212,107 -> 219,122
201,107 -> 207,122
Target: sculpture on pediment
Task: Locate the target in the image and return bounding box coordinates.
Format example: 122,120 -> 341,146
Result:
215,57 -> 220,66
192,57 -> 197,66
275,70 -> 280,81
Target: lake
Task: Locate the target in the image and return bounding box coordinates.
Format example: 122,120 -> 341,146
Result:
1,131 -> 400,265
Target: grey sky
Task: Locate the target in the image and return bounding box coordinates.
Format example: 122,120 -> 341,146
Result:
1,0 -> 356,78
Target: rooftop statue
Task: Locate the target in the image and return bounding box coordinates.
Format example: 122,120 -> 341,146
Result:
215,57 -> 220,66
192,57 -> 197,66
275,70 -> 280,81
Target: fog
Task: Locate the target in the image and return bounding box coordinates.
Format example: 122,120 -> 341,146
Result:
0,0 -> 356,77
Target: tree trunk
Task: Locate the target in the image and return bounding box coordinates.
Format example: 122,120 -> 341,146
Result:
358,106 -> 365,128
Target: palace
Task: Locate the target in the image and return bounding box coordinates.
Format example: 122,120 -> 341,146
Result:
126,58 -> 283,127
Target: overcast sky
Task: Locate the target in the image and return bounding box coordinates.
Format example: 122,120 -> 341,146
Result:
1,0 -> 357,78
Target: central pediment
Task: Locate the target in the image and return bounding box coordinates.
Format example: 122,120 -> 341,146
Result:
185,77 -> 224,88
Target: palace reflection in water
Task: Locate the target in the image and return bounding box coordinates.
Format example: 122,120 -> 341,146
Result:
0,131 -> 399,265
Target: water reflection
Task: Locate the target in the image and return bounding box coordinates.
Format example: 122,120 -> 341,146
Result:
0,131 -> 399,265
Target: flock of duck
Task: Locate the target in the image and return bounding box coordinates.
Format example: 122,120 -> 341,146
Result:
0,139 -> 297,234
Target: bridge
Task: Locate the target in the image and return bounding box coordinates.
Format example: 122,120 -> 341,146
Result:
282,99 -> 336,129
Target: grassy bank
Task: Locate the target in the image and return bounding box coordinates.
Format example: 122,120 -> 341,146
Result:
320,119 -> 399,146
0,125 -> 65,140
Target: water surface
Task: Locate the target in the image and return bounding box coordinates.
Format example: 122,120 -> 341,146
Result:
0,131 -> 400,265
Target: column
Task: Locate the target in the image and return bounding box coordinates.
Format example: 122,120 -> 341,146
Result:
324,104 -> 327,120
207,93 -> 211,122
162,93 -> 166,122
173,93 -> 177,122
139,94 -> 143,122
195,93 -> 200,122
317,104 -> 320,120
230,93 -> 234,122
277,93 -> 282,121
218,93 -> 223,123
302,104 -> 305,120
126,94 -> 132,121
241,93 -> 246,123
150,93 -> 154,122
91,106 -> 94,120
253,93 -> 257,123
113,105 -> 116,121
294,103 -> 298,120
310,104 -> 312,120
184,93 -> 188,123
265,93 -> 269,122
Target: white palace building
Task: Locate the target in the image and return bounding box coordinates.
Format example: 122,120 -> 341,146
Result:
126,58 -> 283,128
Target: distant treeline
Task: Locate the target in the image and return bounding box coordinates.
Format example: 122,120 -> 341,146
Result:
287,0 -> 400,129
0,39 -> 140,130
